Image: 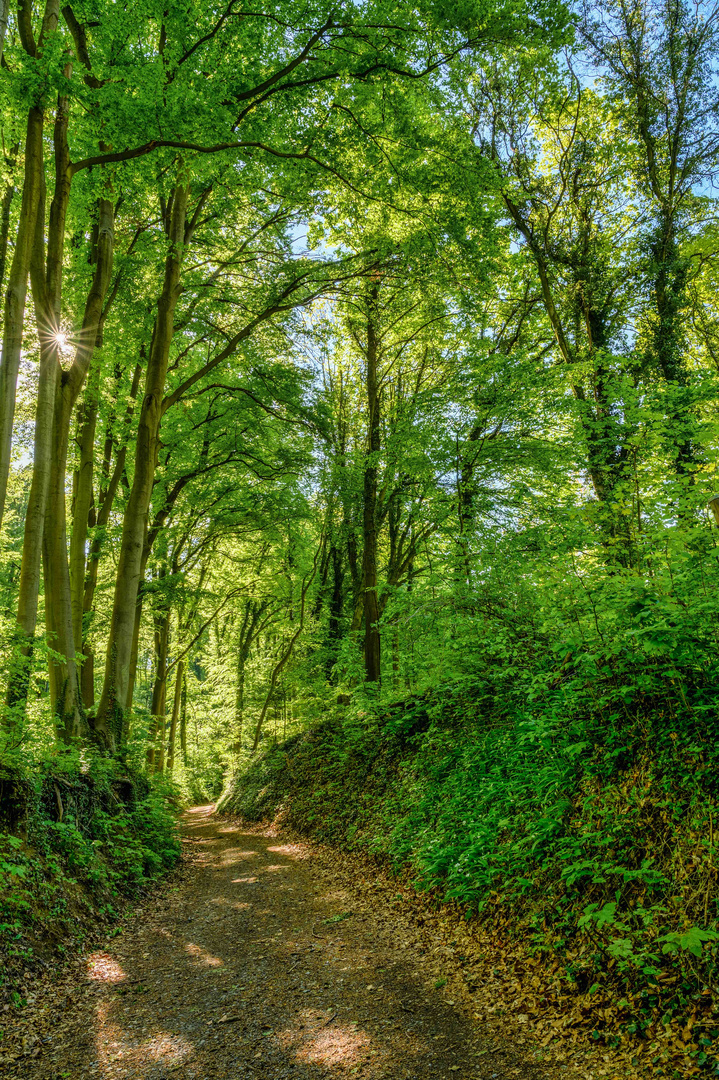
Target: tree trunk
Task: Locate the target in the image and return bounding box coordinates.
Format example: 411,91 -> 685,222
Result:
0,0 -> 60,529
5,67 -> 81,732
70,360 -> 101,652
80,361 -> 143,709
252,550 -> 319,750
0,0 -> 9,62
235,646 -> 246,749
232,600 -> 267,750
43,199 -> 114,741
363,284 -> 381,684
126,586 -> 145,720
503,191 -> 634,565
456,431 -> 478,586
166,659 -> 184,772
326,545 -> 343,677
180,670 -> 188,765
0,108 -> 45,530
391,612 -> 400,687
5,201 -> 59,722
147,606 -> 170,770
43,386 -> 84,741
0,143 -> 19,295
0,176 -> 14,295
95,183 -> 189,751
649,210 -> 693,476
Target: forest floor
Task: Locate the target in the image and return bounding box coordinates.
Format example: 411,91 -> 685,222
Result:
0,806 -> 636,1080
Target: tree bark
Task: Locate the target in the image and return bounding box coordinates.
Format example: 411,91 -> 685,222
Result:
147,604 -> 170,770
0,143 -> 19,296
166,659 -> 184,772
252,549 -> 319,750
502,190 -> 633,564
80,361 -> 143,709
62,200 -> 117,668
0,107 -> 45,529
235,637 -> 247,750
326,545 -> 343,677
0,0 -> 10,63
363,284 -> 381,684
0,0 -> 61,529
43,198 -> 114,741
95,183 -> 189,751
126,580 -> 145,722
180,670 -> 188,765
233,601 -> 266,750
70,358 -> 101,653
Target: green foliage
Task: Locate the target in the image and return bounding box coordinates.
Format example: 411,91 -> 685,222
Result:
222,619 -> 719,1061
0,751 -> 180,963
1,4 -> 719,1072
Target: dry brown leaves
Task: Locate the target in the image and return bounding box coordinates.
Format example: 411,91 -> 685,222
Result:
286,827 -> 712,1080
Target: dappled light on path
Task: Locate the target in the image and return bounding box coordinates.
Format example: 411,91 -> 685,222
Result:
94,1000 -> 194,1075
276,1011 -> 374,1069
184,941 -> 224,967
219,846 -> 260,866
11,805 -> 586,1080
87,954 -> 127,983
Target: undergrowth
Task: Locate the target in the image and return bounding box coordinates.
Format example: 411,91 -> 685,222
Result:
220,674 -> 719,1076
0,749 -> 180,999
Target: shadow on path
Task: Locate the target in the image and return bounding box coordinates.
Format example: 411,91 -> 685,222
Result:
18,806 -> 571,1080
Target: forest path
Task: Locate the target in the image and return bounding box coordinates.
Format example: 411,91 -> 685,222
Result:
14,806 -> 592,1080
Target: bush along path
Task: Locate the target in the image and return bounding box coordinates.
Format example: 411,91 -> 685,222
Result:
0,805 -> 630,1080
220,697 -> 719,1079
0,759 -> 181,993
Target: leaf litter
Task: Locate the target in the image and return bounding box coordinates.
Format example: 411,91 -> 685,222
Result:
0,804 -> 648,1079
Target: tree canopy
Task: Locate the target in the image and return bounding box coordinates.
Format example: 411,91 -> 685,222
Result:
0,0 -> 718,767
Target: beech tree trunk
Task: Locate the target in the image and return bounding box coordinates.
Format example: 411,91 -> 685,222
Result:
0,143 -> 18,295
252,551 -> 319,750
232,601 -> 266,750
166,660 -> 184,772
235,646 -> 247,749
649,209 -> 693,477
363,284 -> 381,684
503,191 -> 634,565
0,177 -> 14,294
43,199 -> 114,740
7,229 -> 59,716
147,606 -> 170,770
95,184 -> 189,750
180,671 -> 188,765
80,361 -> 143,709
0,0 -> 63,530
346,501 -> 364,635
0,107 -> 45,529
326,545 -> 343,677
0,0 -> 9,63
70,361 -> 101,653
126,583 -> 145,722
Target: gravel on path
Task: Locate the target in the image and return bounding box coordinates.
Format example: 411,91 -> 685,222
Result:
2,806 -> 597,1080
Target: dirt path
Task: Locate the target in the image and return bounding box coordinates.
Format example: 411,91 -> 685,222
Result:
3,807 -> 605,1080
